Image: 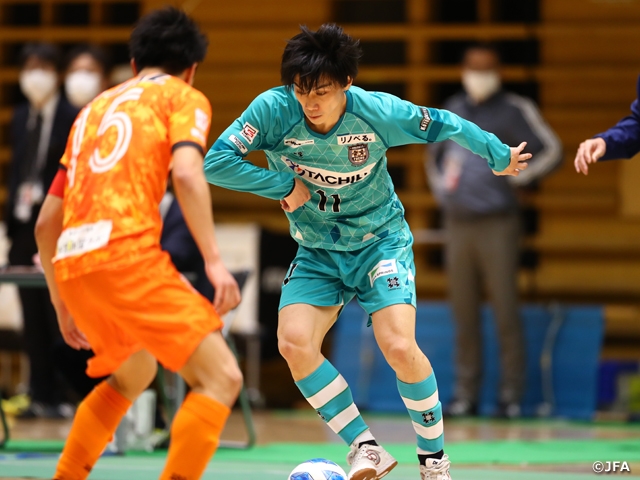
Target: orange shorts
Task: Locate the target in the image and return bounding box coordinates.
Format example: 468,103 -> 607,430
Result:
57,251 -> 222,378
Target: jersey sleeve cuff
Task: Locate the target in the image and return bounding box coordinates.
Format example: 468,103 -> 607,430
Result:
171,141 -> 205,156
283,178 -> 296,199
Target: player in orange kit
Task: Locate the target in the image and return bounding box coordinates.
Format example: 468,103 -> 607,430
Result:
34,7 -> 243,480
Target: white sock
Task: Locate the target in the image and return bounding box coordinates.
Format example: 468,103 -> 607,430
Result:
352,429 -> 375,447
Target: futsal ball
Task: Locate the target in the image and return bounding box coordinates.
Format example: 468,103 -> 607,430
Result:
288,458 -> 347,480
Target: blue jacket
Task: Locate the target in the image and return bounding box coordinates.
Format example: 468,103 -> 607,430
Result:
596,75 -> 640,160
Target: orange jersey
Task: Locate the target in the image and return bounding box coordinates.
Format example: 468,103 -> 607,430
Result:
53,74 -> 211,281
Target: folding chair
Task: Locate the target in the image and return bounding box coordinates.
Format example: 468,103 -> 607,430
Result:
158,269 -> 257,449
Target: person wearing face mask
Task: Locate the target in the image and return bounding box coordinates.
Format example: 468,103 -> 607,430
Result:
5,43 -> 95,418
426,43 -> 562,419
64,45 -> 111,108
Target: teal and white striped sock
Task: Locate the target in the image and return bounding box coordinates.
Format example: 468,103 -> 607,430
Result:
397,372 -> 444,455
296,359 -> 369,445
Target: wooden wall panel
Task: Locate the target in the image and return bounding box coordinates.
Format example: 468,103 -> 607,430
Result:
542,0 -> 640,22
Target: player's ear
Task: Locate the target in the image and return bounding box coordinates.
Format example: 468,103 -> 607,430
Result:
343,76 -> 353,91
130,59 -> 139,76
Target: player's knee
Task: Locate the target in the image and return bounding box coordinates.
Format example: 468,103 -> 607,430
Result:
381,337 -> 418,369
225,361 -> 243,398
278,336 -> 312,364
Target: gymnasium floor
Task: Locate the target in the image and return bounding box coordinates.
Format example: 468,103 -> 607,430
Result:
1,409 -> 640,479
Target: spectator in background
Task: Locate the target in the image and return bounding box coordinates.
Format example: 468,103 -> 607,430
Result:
64,45 -> 111,108
426,43 -> 562,419
575,76 -> 640,173
5,43 -> 102,417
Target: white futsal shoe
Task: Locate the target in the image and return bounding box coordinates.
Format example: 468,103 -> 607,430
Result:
419,454 -> 452,480
346,443 -> 398,480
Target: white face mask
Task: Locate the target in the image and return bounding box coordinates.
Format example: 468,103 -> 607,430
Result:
19,69 -> 58,107
65,70 -> 102,108
462,70 -> 501,103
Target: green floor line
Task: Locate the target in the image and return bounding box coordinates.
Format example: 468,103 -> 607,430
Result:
3,438 -> 640,466
0,456 -> 624,480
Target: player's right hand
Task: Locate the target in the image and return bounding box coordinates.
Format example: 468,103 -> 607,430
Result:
55,301 -> 91,350
206,259 -> 241,316
493,141 -> 531,177
281,178 -> 311,212
574,137 -> 606,175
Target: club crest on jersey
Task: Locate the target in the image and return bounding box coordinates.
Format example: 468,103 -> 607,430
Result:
240,122 -> 259,144
419,107 -> 431,131
284,138 -> 315,147
348,144 -> 369,166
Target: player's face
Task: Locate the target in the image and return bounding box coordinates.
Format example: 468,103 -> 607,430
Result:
293,77 -> 351,134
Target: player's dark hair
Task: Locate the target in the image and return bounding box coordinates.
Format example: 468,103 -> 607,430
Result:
129,7 -> 208,76
20,43 -> 62,71
66,44 -> 112,76
281,23 -> 362,93
462,42 -> 501,63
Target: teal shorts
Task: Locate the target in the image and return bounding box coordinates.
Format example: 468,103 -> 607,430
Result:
279,227 -> 417,318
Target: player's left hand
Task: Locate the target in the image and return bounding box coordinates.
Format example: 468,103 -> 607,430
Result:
55,301 -> 91,350
206,259 -> 241,316
493,141 -> 531,177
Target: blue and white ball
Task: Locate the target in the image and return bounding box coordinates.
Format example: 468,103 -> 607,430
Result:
288,458 -> 347,480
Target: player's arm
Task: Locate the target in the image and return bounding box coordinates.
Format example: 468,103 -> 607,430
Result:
366,92 -> 530,176
575,77 -> 640,175
171,145 -> 240,315
204,91 -> 310,210
34,168 -> 91,350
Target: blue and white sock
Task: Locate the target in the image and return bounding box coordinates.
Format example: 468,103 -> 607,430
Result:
296,359 -> 369,446
397,372 -> 444,455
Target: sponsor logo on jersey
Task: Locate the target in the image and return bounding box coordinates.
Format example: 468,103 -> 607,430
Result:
419,107 -> 431,131
195,108 -> 210,132
337,133 -> 376,145
56,220 -> 113,260
240,122 -> 259,144
348,144 -> 369,166
228,134 -> 248,154
368,259 -> 398,286
281,156 -> 376,190
284,138 -> 315,147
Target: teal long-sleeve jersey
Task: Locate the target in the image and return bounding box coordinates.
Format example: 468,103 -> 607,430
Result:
204,85 -> 511,251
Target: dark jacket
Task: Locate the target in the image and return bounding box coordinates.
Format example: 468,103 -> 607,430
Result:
596,75 -> 640,161
160,198 -> 214,301
427,90 -> 562,219
6,97 -> 79,239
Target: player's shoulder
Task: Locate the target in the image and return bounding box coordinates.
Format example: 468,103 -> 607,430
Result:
161,75 -> 208,103
349,85 -> 412,114
246,86 -> 300,124
252,86 -> 297,111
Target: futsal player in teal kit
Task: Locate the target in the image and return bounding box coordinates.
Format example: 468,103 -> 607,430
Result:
204,24 -> 531,480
